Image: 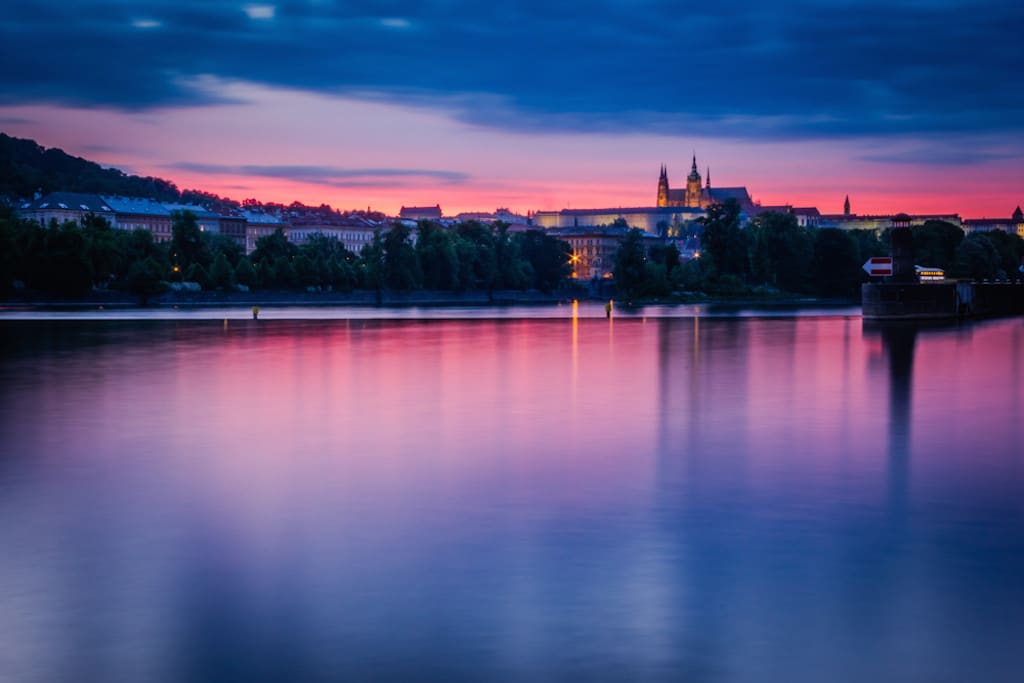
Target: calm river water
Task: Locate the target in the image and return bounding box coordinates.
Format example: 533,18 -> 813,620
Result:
1,306 -> 1022,682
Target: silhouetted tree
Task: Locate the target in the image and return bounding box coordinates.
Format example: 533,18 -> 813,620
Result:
383,223 -> 421,290
613,229 -> 648,299
170,211 -> 207,270
699,199 -> 747,277
912,220 -> 963,272
748,211 -> 813,292
812,228 -> 861,297
516,230 -> 571,293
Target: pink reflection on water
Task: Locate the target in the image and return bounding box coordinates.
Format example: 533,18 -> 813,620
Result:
2,315 -> 1024,681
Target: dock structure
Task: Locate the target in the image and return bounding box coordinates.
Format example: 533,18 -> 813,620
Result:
861,214 -> 1024,320
862,281 -> 1024,319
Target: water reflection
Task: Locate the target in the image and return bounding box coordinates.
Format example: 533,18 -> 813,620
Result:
874,322 -> 917,525
1,316 -> 1023,682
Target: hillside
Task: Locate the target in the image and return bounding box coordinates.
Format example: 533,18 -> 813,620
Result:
0,133 -> 187,203
0,133 -> 385,218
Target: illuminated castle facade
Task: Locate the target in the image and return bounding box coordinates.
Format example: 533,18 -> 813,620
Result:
657,155 -> 755,211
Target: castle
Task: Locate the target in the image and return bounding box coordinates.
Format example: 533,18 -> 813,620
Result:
656,155 -> 755,212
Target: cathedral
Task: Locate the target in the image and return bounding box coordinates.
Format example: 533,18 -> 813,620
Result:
657,155 -> 754,211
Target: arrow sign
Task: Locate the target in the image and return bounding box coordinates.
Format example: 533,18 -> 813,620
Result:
863,256 -> 893,277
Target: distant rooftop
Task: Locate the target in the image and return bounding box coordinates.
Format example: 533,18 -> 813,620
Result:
21,192 -> 112,213
399,205 -> 442,219
239,209 -> 284,224
540,206 -> 705,215
101,196 -> 172,215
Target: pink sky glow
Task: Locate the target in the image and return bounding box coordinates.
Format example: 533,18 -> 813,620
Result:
2,79 -> 1021,219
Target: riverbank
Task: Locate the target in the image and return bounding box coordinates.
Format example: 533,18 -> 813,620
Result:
0,288 -> 860,311
0,288 -> 580,309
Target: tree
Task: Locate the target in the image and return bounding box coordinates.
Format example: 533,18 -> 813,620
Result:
748,211 -> 813,292
360,232 -> 385,291
382,223 -> 421,290
416,221 -> 460,290
454,221 -> 497,290
849,229 -> 886,263
294,254 -> 319,288
953,233 -> 1001,280
183,262 -> 212,290
81,213 -> 123,287
125,256 -> 167,304
274,256 -> 299,289
33,221 -> 93,295
209,252 -> 235,290
206,233 -> 244,267
234,257 -> 257,289
613,228 -> 648,300
913,220 -> 963,272
493,222 -> 530,290
170,210 -> 207,270
699,199 -> 747,277
0,208 -> 19,295
979,229 -> 1024,278
327,256 -> 358,291
252,228 -> 297,265
811,228 -> 861,297
516,230 -> 571,293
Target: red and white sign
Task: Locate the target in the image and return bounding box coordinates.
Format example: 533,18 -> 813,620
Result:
863,257 -> 893,277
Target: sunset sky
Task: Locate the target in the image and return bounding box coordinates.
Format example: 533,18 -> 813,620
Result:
2,0 -> 1022,218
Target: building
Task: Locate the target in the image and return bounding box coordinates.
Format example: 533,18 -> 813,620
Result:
241,209 -> 287,254
17,192 -> 114,226
657,155 -> 757,213
218,214 -> 247,247
287,217 -> 381,254
819,213 -> 962,231
963,207 -> 1024,238
163,203 -> 222,234
550,226 -> 629,280
399,205 -> 442,221
453,207 -> 532,227
101,196 -> 174,241
533,206 -> 704,235
791,207 -> 822,228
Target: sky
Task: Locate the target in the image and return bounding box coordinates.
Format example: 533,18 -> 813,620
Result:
1,0 -> 1022,218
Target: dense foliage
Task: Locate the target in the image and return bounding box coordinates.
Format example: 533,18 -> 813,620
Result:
0,207 -> 573,299
614,199 -> 1023,299
0,133 -> 380,218
0,133 -> 181,202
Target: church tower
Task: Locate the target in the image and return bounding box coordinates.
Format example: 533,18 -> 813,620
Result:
685,154 -> 703,208
657,164 -> 669,207
844,195 -> 851,216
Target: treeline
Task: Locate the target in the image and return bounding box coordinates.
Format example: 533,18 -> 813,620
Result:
0,133 -> 388,218
614,199 -> 1024,299
0,133 -> 182,202
0,206 -> 573,299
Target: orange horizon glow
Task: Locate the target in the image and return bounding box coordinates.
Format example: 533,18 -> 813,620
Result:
3,81 -> 1022,221
163,169 -> 1019,221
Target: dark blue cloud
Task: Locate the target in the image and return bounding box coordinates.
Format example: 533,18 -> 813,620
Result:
2,0 -> 1022,141
166,162 -> 470,187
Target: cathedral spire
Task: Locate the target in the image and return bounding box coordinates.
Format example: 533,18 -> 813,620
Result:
844,195 -> 851,216
691,153 -> 698,174
706,167 -> 711,189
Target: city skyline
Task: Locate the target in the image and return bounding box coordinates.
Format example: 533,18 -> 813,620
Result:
2,1 -> 1022,218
